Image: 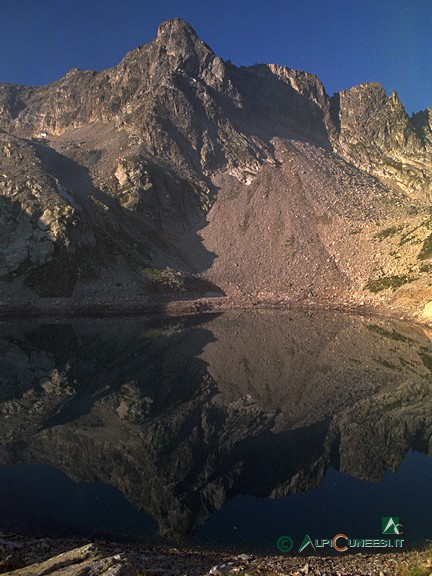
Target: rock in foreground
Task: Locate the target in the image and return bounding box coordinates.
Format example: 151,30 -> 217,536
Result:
1,534 -> 432,576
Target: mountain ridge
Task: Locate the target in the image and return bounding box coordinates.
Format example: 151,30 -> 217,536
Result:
0,19 -> 431,322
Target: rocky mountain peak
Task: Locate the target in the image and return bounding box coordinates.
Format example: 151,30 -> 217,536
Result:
156,18 -> 200,42
334,80 -> 431,199
153,18 -> 216,78
0,19 -> 431,318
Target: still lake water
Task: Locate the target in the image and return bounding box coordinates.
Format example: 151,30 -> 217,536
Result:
0,309 -> 431,554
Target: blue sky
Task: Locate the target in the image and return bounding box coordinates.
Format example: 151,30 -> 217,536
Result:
0,0 -> 430,114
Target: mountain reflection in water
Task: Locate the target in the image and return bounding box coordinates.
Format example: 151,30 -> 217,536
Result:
0,310 -> 431,548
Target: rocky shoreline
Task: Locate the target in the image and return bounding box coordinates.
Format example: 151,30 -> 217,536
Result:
0,293 -> 429,327
0,533 -> 431,576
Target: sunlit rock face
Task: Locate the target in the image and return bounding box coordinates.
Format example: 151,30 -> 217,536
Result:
0,19 -> 431,318
333,83 -> 431,200
1,311 -> 431,540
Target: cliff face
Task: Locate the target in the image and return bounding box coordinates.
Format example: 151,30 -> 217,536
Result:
0,19 -> 431,319
333,83 -> 431,200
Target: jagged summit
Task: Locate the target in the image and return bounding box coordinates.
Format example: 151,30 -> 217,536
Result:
151,17 -> 218,79
0,19 -> 431,322
156,17 -> 200,41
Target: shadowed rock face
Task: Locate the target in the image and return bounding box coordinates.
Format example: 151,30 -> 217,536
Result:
1,310 -> 431,540
0,19 -> 431,315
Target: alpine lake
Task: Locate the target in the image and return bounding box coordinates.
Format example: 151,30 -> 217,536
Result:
0,309 -> 431,555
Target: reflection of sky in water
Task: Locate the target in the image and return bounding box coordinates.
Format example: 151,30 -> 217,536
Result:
0,464 -> 157,540
0,450 -> 431,553
193,450 -> 432,553
0,311 -> 431,552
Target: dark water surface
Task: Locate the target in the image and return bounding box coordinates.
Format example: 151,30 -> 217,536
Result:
0,310 -> 431,554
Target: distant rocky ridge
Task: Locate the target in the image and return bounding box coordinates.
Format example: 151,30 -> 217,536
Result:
0,19 -> 431,320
